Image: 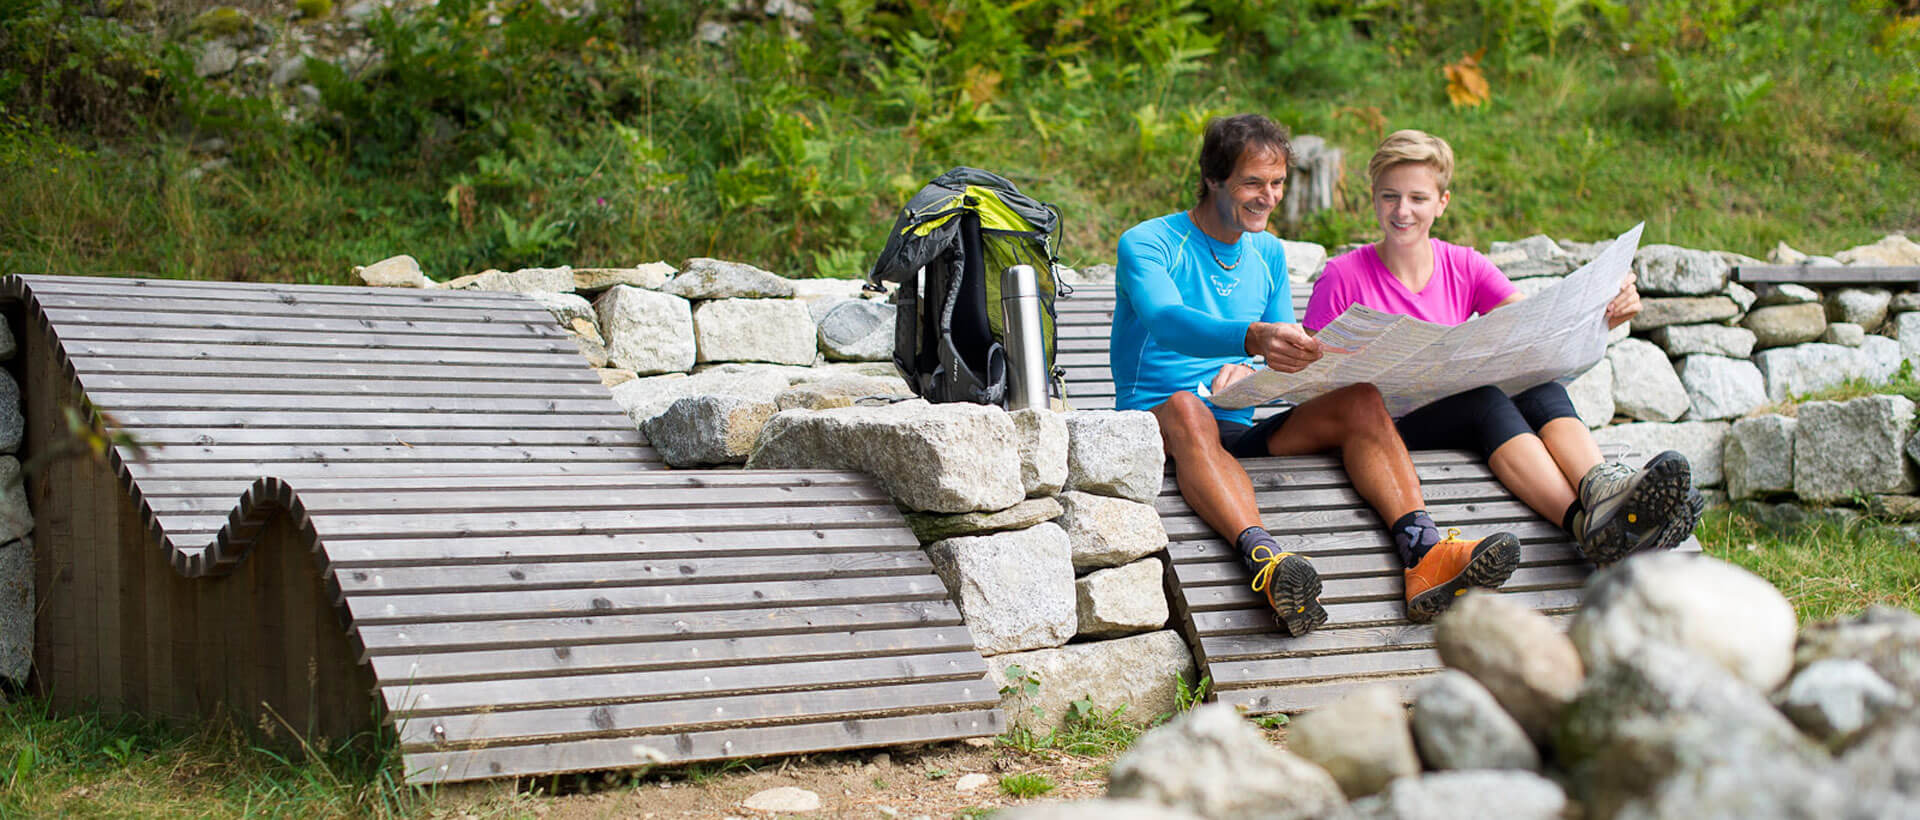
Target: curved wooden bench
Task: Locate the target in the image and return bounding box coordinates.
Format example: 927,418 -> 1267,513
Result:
1057,282 -> 1692,713
6,274 -> 1000,784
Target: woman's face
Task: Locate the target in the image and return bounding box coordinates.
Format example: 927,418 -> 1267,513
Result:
1372,163 -> 1450,245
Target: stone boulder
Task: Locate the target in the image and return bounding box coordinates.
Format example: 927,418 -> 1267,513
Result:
1675,354 -> 1766,421
905,497 -> 1063,543
526,290 -> 596,330
1649,324 -> 1756,358
1829,287 -> 1893,330
1823,322 -> 1867,346
1591,421 -> 1730,487
354,253 -> 431,288
608,365 -> 791,436
773,373 -> 912,410
987,629 -> 1192,727
1724,414 -> 1796,500
1064,411 -> 1165,503
1434,591 -> 1583,744
789,277 -> 873,303
1775,658 -> 1905,749
0,536 -> 28,684
1755,338 -> 1902,402
1570,552 -> 1798,691
1289,684 -> 1422,799
1012,408 -> 1069,497
1281,239 -> 1329,284
1109,702 -> 1347,820
1489,234 -> 1576,279
1075,558 -> 1170,638
1566,359 -> 1615,428
1349,771 -> 1566,820
1606,338 -> 1689,422
442,266 -> 576,293
1795,606 -> 1920,695
660,257 -> 796,299
571,262 -> 673,293
748,401 -> 1024,513
1743,303 -> 1828,349
1634,245 -> 1731,295
693,298 -> 816,365
642,395 -> 777,466
1629,295 -> 1741,332
927,523 -> 1075,655
595,285 -> 695,374
814,299 -> 895,361
1055,491 -> 1169,571
1753,281 -> 1822,307
0,314 -> 14,361
0,371 -> 20,454
1797,395 -> 1916,502
1409,669 -> 1541,772
1836,233 -> 1920,267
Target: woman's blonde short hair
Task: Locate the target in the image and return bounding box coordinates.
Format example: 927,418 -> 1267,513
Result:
1368,130 -> 1455,192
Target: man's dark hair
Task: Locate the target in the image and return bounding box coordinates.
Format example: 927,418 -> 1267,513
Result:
1195,114 -> 1292,203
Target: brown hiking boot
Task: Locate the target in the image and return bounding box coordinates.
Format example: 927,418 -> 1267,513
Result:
1249,546 -> 1328,637
1403,529 -> 1521,623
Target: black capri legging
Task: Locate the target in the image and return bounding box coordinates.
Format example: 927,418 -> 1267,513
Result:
1394,382 -> 1580,459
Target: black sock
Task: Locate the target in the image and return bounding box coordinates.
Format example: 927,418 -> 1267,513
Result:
1561,499 -> 1584,533
1391,510 -> 1441,568
1236,525 -> 1282,574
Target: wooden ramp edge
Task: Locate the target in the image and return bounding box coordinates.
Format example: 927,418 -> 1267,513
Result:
5,274 -> 1001,785
1057,281 -> 1699,713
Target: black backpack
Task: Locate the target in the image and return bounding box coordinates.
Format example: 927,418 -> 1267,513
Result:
867,167 -> 1064,407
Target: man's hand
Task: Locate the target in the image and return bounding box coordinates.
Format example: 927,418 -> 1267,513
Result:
1211,362 -> 1254,395
1245,321 -> 1331,373
1605,272 -> 1641,329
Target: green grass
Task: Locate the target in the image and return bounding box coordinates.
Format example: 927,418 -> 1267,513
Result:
1697,504 -> 1920,622
998,772 -> 1056,798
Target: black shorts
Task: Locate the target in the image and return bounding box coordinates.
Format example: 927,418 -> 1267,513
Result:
1215,408 -> 1297,459
1393,382 -> 1581,458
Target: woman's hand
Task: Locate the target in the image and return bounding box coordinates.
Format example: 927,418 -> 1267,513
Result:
1605,272 -> 1642,329
1211,362 -> 1254,395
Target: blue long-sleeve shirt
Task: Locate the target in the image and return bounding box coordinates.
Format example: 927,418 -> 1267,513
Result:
1110,212 -> 1293,425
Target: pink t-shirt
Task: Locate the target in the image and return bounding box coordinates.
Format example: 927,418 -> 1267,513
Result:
1304,239 -> 1517,331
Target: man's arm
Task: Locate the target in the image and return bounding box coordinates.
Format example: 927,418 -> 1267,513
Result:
1117,234 -> 1261,359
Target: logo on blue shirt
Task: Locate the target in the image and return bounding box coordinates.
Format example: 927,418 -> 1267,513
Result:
1209,274 -> 1238,297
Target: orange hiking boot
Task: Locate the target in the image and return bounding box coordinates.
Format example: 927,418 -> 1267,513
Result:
1403,529 -> 1521,623
1248,545 -> 1328,637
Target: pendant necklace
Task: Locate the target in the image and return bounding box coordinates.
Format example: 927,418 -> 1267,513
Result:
1207,233 -> 1242,270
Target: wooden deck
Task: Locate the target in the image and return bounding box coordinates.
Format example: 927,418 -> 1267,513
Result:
1059,283 -> 1687,713
5,273 -> 1001,784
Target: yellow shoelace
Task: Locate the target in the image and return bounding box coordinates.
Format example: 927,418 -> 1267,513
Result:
1248,544 -> 1297,593
1438,527 -> 1463,545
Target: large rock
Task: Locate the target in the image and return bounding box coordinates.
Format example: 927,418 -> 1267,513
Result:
1281,239 -> 1329,284
1795,606 -> 1920,695
1063,411 -> 1165,503
1570,552 -> 1798,691
1755,338 -> 1903,402
1823,322 -> 1867,346
1828,287 -> 1894,330
1055,491 -> 1169,570
0,314 -> 14,361
1349,771 -> 1566,820
1634,245 -> 1731,295
572,263 -> 673,293
0,537 -> 28,684
442,266 -> 576,293
0,457 -> 30,549
1604,727 -> 1867,820
692,298 -> 816,365
927,523 -> 1075,655
1836,233 -> 1920,266
661,257 -> 795,299
1591,421 -> 1730,487
1011,408 -> 1068,497
773,373 -> 912,410
814,300 -> 895,361
642,395 -> 777,466
1289,684 -> 1422,799
1774,659 -> 1905,749
1409,670 -> 1541,772
0,371 -> 19,454
1434,591 -> 1583,744
1488,234 -> 1575,279
1753,281 -> 1822,307
1797,395 -> 1916,502
1895,312 -> 1920,365
1840,715 -> 1920,801
1629,295 -> 1741,332
595,285 -> 695,374
1075,558 -> 1169,638
748,401 -> 1024,513
986,629 -> 1192,727
1743,302 -> 1829,349
1675,354 -> 1766,421
608,365 -> 791,436
1565,360 -> 1615,428
789,277 -> 872,303
354,254 -> 432,288
1109,703 -> 1347,820
1724,414 -> 1797,500
1605,338 -> 1690,422
526,290 -> 596,330
1649,324 -> 1757,358
905,497 -> 1063,543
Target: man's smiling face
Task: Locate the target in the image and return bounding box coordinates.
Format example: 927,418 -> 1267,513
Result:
1207,147 -> 1289,236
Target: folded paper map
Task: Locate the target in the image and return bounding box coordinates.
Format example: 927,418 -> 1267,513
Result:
1211,222 -> 1645,417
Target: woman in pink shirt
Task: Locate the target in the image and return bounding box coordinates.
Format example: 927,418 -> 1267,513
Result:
1306,130 -> 1700,565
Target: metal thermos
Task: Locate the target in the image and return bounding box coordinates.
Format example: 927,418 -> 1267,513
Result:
1000,264 -> 1048,411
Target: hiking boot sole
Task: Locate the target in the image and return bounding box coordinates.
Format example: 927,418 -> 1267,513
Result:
1266,554 -> 1328,637
1582,451 -> 1694,566
1406,533 -> 1521,624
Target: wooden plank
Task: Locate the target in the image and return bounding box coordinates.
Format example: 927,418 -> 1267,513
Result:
1216,675 -> 1426,715
30,291 -> 557,325
126,444 -> 649,465
14,273 -> 554,308
398,679 -> 999,748
370,625 -> 980,684
122,460 -> 661,482
338,551 -> 932,596
116,484 -> 150,710
1181,564 -> 1590,610
402,709 -> 1003,784
1167,537 -> 1582,575
95,439 -> 126,706
74,392 -> 617,414
262,484 -> 890,514
80,374 -> 610,399
321,529 -> 922,566
73,357 -> 605,384
386,651 -> 990,716
61,339 -> 599,369
136,469 -> 872,498
1734,265 -> 1920,284
298,505 -> 905,539
1210,646 -> 1442,687
37,306 -> 569,340
128,427 -> 647,447
48,324 -> 585,354
1188,588 -> 1585,635
346,574 -> 951,625
353,600 -> 964,655
107,409 -> 636,431
1198,612 -> 1576,661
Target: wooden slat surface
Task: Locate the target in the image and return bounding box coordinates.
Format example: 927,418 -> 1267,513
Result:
1054,281 -> 1696,713
7,273 -> 1002,786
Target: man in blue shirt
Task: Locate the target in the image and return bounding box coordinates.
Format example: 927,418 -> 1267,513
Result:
1112,114 -> 1519,635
